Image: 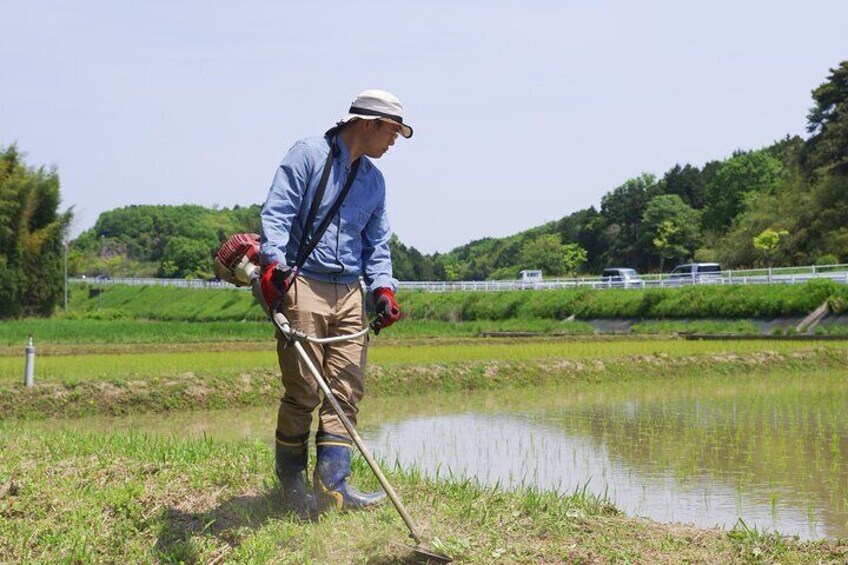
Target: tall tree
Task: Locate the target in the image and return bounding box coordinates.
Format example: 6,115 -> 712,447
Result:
520,234 -> 587,276
0,145 -> 71,317
805,60 -> 848,175
640,194 -> 701,271
701,150 -> 783,233
659,164 -> 706,209
598,173 -> 660,268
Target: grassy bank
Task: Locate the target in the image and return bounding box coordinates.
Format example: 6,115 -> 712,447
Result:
3,344 -> 846,419
402,280 -> 848,321
0,318 -> 598,349
1,426 -> 845,564
63,279 -> 848,323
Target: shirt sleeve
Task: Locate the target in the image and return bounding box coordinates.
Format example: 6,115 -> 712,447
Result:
361,173 -> 399,293
260,142 -> 313,266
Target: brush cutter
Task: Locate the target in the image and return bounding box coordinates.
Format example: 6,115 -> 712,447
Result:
213,234 -> 452,563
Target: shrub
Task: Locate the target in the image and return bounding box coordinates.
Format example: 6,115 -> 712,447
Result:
816,254 -> 839,266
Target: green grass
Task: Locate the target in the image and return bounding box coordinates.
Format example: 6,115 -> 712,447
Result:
2,340 -> 846,420
403,280 -> 848,320
0,318 -> 275,346
66,282 -> 263,321
631,319 -> 761,334
376,318 -> 596,337
2,338 -> 845,385
2,426 -> 844,563
0,318 -> 595,349
60,279 -> 848,323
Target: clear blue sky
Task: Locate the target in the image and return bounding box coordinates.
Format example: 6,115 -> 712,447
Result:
2,1 -> 846,253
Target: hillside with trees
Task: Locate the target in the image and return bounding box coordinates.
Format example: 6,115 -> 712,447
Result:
67,61 -> 848,282
429,61 -> 848,279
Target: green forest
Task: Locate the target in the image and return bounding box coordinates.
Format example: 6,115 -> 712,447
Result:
2,61 -> 847,316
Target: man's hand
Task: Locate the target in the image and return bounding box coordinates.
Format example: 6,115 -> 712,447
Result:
370,288 -> 401,335
260,263 -> 296,311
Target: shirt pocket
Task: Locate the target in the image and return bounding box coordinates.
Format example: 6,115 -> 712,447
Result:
343,205 -> 370,231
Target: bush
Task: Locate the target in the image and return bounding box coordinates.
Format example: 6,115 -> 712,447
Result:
816,254 -> 839,266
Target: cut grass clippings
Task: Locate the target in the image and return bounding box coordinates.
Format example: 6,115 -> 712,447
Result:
1,427 -> 846,564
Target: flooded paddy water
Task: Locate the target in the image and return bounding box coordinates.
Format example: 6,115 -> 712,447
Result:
40,366 -> 848,540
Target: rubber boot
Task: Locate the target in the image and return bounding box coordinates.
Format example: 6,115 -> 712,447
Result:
313,431 -> 386,512
275,430 -> 316,519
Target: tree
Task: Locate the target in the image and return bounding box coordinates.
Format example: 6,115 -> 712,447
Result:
0,145 -> 71,317
702,150 -> 783,232
520,234 -> 587,276
159,236 -> 216,278
805,60 -> 848,175
659,163 -> 706,209
389,234 -> 437,281
640,194 -> 701,271
557,207 -> 605,273
598,173 -> 660,268
752,228 -> 789,267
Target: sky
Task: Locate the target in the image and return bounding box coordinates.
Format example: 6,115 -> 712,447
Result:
2,1 -> 846,254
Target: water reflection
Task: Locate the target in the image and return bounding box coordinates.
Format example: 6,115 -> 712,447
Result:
366,412 -> 826,539
38,368 -> 848,540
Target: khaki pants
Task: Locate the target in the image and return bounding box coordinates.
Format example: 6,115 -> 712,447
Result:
275,277 -> 368,439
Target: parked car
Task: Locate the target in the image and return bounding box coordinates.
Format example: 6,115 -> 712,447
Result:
668,262 -> 723,284
601,268 -> 643,288
519,269 -> 543,282
518,269 -> 544,289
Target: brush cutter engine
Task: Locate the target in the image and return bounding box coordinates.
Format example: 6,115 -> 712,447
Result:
213,233 -> 261,286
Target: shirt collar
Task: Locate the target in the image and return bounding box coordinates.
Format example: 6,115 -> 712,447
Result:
332,134 -> 371,173
333,134 -> 350,165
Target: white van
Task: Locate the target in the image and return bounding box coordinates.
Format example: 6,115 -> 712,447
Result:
668,262 -> 723,284
519,270 -> 543,282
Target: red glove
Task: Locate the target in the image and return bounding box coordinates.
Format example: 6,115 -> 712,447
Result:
370,288 -> 401,335
260,263 -> 296,311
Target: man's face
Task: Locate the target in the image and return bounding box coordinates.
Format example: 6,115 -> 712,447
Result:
363,120 -> 401,159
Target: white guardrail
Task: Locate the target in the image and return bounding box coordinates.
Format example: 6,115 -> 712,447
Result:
71,264 -> 848,293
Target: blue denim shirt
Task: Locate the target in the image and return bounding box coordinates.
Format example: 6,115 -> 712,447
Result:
260,134 -> 398,293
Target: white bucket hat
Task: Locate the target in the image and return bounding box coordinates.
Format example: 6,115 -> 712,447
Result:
337,89 -> 413,139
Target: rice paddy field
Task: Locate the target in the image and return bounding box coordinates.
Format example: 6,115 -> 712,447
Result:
2,308 -> 848,562
2,328 -> 847,385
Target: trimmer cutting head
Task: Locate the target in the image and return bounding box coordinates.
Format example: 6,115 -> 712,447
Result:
393,541 -> 452,563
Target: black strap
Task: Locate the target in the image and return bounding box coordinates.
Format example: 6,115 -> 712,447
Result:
294,139 -> 361,269
298,144 -> 336,261
348,105 -> 405,124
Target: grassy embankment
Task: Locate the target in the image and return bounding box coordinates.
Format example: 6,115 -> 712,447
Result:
10,278 -> 845,354
49,279 -> 848,333
2,425 -> 847,564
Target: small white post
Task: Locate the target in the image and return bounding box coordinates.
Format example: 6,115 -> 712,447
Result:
24,333 -> 35,387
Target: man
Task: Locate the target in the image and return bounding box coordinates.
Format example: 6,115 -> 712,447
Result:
259,89 -> 412,517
